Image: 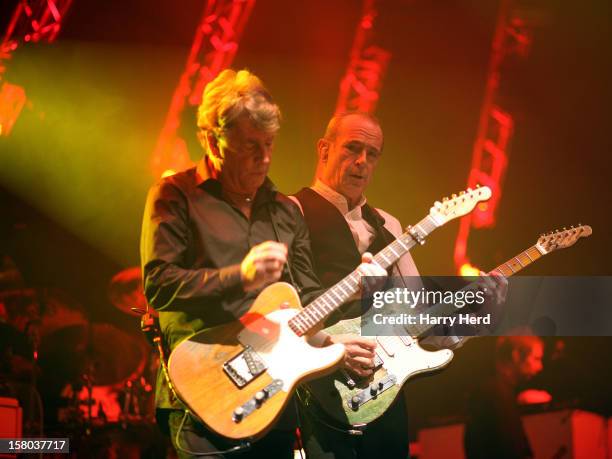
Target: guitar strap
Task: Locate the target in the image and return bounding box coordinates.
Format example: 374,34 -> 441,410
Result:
267,201 -> 302,294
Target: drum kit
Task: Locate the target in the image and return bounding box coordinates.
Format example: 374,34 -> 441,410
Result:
0,266 -> 166,457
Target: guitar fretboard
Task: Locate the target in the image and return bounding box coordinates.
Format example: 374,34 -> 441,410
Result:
403,244 -> 544,337
288,215 -> 440,336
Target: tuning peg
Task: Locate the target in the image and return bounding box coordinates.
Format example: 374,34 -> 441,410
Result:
451,194 -> 457,199
563,227 -> 567,231
476,184 -> 480,188
459,191 -> 465,195
442,197 -> 449,202
467,187 -> 473,192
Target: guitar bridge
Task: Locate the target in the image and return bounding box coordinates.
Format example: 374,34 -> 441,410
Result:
342,353 -> 384,388
223,345 -> 267,388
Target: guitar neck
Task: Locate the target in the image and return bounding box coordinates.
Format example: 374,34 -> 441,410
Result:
289,215 -> 440,336
491,244 -> 544,276
406,244 -> 545,338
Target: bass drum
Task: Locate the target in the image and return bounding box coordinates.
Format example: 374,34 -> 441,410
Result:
39,287 -> 88,337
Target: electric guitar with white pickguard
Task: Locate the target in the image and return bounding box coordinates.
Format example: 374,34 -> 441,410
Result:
303,225 -> 592,426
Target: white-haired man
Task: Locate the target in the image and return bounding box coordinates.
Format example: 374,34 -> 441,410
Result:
141,72 -> 385,458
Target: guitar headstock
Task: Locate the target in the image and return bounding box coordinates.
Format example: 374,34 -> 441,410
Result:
429,185 -> 492,227
536,224 -> 592,254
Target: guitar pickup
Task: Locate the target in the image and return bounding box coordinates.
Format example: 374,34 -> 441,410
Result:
373,353 -> 384,369
346,374 -> 397,411
223,345 -> 267,388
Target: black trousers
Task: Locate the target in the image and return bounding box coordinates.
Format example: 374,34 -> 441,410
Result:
299,395 -> 409,459
167,410 -> 296,459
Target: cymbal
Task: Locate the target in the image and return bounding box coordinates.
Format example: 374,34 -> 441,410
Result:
0,288 -> 36,301
108,267 -> 154,317
0,287 -> 86,336
39,323 -> 145,386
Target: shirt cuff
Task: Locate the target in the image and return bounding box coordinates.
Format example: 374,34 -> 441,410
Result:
218,264 -> 243,291
307,331 -> 331,347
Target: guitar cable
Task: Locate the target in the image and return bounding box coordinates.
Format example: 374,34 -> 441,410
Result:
174,409 -> 252,457
293,397 -> 306,459
139,280 -> 187,406
296,388 -> 366,437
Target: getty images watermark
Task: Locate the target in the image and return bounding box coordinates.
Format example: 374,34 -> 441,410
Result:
370,286 -> 489,327
360,276 -> 612,337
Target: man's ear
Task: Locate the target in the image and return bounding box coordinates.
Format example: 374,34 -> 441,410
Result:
317,138 -> 329,163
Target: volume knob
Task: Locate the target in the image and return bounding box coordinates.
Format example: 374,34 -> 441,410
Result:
255,391 -> 266,405
233,406 -> 244,422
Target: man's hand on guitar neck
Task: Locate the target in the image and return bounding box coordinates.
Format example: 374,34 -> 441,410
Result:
240,241 -> 288,292
357,251 -> 387,292
343,251 -> 388,303
477,270 -> 508,306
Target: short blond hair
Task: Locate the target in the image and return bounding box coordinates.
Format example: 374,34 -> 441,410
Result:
197,69 -> 281,138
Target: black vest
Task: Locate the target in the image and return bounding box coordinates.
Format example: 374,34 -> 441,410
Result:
294,187 -> 395,288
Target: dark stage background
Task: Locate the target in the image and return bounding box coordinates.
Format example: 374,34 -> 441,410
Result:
1,0 -> 611,435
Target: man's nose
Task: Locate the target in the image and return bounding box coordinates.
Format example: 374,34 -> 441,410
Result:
354,149 -> 368,165
256,144 -> 272,164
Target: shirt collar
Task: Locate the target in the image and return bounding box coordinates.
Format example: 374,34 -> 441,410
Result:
195,157 -> 215,186
195,158 -> 277,203
311,179 -> 366,216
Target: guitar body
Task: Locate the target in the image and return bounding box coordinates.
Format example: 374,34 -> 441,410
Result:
167,282 -> 344,440
304,316 -> 455,426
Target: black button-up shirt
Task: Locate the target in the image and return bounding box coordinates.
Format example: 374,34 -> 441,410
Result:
140,160 -> 323,409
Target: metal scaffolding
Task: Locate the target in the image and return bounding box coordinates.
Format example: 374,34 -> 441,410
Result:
335,0 -> 391,115
454,0 -> 541,275
150,0 -> 255,178
0,0 -> 73,136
